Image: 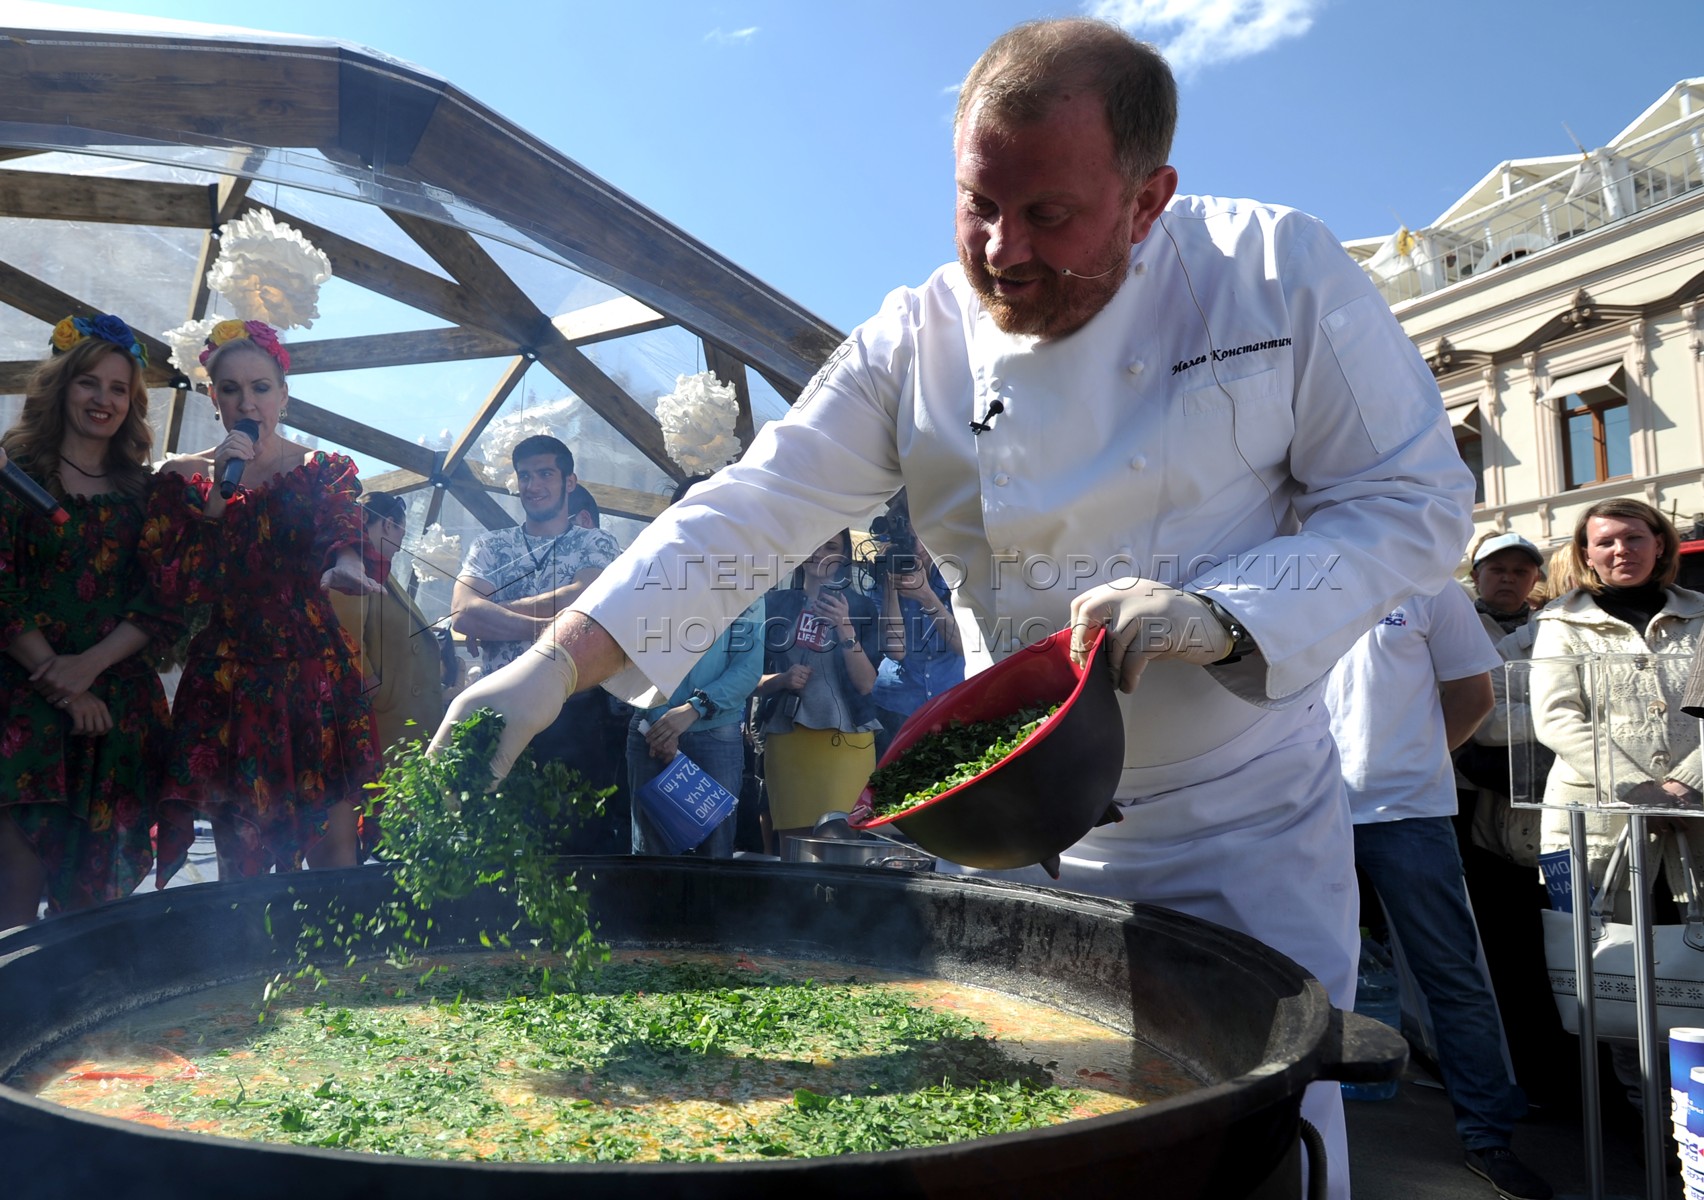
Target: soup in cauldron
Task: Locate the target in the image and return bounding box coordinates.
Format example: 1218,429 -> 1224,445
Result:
12,949 -> 1199,1163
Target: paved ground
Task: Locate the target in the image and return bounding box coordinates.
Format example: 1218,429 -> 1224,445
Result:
1348,1063 -> 1674,1199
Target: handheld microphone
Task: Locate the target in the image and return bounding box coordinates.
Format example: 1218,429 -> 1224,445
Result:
0,460 -> 69,525
219,419 -> 263,499
968,399 -> 1004,435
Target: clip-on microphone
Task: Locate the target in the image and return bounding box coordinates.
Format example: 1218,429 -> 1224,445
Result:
968,398 -> 1005,435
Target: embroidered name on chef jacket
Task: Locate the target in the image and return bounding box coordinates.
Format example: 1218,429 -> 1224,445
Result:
1170,336 -> 1294,377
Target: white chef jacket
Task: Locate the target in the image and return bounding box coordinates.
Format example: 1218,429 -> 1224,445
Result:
581,194 -> 1473,782
1324,584 -> 1503,824
577,194 -> 1472,1200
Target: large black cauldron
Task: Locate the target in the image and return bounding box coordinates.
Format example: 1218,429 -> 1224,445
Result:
0,860 -> 1399,1200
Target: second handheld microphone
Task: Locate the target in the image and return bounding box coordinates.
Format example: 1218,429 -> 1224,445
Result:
219,419 -> 264,499
0,459 -> 69,525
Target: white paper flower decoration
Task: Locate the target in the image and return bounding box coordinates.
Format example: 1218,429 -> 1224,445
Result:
414,524 -> 464,576
206,208 -> 332,330
657,370 -> 741,475
476,413 -> 562,494
161,316 -> 219,385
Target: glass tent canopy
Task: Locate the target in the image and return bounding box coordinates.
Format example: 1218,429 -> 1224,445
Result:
0,5 -> 843,606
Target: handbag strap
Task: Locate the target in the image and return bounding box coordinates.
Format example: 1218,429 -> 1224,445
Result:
1675,834 -> 1704,951
1591,823 -> 1704,952
1591,825 -> 1632,922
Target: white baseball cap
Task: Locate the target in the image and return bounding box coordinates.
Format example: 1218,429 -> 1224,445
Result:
1472,531 -> 1545,574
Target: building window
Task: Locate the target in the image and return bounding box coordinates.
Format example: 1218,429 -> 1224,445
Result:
1450,405 -> 1485,506
1541,364 -> 1630,490
1561,394 -> 1631,489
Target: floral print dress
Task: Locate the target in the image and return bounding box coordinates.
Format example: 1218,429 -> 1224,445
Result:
142,453 -> 377,882
0,481 -> 178,912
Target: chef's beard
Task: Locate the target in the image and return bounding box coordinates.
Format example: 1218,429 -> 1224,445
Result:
958,230 -> 1131,340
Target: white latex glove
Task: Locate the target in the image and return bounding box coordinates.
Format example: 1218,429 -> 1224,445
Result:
427,639 -> 578,783
1068,579 -> 1230,693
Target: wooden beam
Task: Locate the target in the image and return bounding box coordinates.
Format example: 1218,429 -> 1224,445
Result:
161,386 -> 188,458
421,479 -> 447,530
281,394 -> 437,477
703,342 -> 755,454
535,341 -> 679,478
248,200 -> 510,337
551,296 -> 669,346
0,169 -> 212,227
0,260 -> 174,381
443,460 -> 515,531
394,92 -> 845,388
187,175 -> 255,322
388,210 -> 680,479
0,361 -> 34,394
359,468 -> 433,495
165,174 -> 253,455
0,30 -> 844,390
581,481 -> 669,523
0,354 -> 176,392
443,356 -> 528,475
757,366 -> 803,406
286,327 -> 518,375
408,483 -> 450,600
2,36 -> 342,148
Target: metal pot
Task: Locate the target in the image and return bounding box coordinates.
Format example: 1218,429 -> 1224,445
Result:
781,834 -> 935,871
0,859 -> 1402,1200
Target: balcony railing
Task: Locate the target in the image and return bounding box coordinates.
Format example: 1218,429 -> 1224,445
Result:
1361,114 -> 1704,306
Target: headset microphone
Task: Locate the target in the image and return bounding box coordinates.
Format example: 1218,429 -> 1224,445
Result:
1060,264 -> 1119,279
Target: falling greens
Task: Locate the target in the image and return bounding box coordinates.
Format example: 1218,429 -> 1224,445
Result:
266,708 -> 613,1008
866,705 -> 1059,819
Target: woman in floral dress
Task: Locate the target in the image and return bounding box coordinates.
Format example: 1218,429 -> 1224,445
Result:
0,314 -> 178,927
144,320 -> 379,882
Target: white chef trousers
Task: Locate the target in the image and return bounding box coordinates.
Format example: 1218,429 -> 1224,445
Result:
948,699 -> 1359,1200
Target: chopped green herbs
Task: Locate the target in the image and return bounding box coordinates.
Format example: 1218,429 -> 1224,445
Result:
37,954 -> 1138,1162
866,705 -> 1059,818
268,709 -> 614,1007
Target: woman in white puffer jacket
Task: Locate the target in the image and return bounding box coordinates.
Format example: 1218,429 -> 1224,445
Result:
1532,498 -> 1704,918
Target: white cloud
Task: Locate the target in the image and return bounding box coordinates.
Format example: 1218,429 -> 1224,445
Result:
1086,0 -> 1321,76
703,26 -> 760,46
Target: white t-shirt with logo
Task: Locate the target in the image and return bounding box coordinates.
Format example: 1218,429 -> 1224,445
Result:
1324,584 -> 1502,824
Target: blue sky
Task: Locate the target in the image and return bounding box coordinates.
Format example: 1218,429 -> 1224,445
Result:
32,0 -> 1704,334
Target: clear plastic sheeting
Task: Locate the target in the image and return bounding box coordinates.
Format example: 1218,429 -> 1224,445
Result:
1504,652 -> 1704,817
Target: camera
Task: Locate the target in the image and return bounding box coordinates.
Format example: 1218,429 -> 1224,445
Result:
869,511 -> 919,583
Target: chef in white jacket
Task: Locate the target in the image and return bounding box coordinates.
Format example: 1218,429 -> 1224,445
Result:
432,18 -> 1474,1196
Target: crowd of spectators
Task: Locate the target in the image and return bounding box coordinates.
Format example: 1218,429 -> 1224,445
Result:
8,311 -> 1703,1198
0,343 -> 951,927
1317,500 -> 1704,1197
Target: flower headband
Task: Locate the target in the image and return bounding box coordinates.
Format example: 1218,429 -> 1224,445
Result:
50,314 -> 149,368
198,319 -> 291,374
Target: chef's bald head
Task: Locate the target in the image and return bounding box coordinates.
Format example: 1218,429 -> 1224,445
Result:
955,17 -> 1177,193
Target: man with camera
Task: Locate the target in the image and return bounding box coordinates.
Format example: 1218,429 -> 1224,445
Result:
869,508 -> 963,757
